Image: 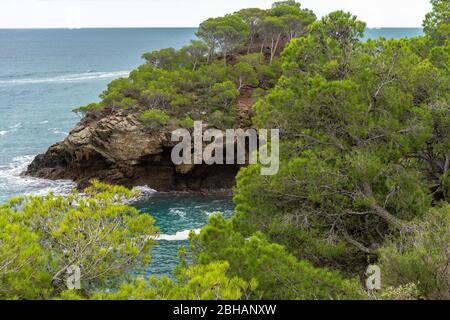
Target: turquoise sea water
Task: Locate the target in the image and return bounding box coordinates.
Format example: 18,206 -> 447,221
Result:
135,194 -> 235,276
363,28 -> 424,40
0,27 -> 423,276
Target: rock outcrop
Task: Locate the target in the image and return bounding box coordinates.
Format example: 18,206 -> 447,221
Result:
25,111 -> 241,191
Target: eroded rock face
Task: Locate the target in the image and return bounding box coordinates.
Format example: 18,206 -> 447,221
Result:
25,111 -> 241,192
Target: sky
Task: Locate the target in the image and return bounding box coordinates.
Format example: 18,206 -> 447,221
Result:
0,0 -> 432,29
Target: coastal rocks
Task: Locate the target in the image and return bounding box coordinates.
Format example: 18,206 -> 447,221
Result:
25,111 -> 241,192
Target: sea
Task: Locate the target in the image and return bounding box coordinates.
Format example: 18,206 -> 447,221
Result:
0,27 -> 423,276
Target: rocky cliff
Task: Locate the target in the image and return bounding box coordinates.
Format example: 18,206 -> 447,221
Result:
25,111 -> 241,192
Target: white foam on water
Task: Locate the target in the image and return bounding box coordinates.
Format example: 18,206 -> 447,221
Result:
0,157 -> 157,203
48,128 -> 69,136
153,229 -> 201,241
0,123 -> 22,138
9,123 -> 22,129
168,207 -> 187,217
0,155 -> 75,201
0,71 -> 130,86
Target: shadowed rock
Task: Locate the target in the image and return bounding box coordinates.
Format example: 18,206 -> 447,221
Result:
25,111 -> 241,192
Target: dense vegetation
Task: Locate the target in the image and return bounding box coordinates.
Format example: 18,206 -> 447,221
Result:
73,1 -> 316,129
0,181 -> 158,299
1,0 -> 449,300
231,0 -> 449,298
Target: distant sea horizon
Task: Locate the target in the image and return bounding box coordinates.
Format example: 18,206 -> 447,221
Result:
0,27 -> 423,40
363,27 -> 423,39
0,26 -> 423,33
0,26 -> 423,29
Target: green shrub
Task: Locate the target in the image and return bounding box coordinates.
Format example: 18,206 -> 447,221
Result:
73,102 -> 105,114
0,181 -> 158,300
379,204 -> 450,299
139,109 -> 170,130
178,116 -> 195,128
113,97 -> 138,109
89,261 -> 255,300
189,214 -> 365,300
252,87 -> 267,99
207,110 -> 238,129
369,283 -> 421,300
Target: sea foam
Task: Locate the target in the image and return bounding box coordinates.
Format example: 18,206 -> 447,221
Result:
152,229 -> 201,241
0,71 -> 130,86
0,155 -> 75,202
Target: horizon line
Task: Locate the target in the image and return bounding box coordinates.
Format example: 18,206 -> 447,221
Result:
0,26 -> 424,30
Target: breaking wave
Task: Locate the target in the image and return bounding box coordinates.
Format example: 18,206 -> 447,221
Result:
0,155 -> 75,203
0,71 -> 130,86
153,229 -> 201,241
0,123 -> 22,138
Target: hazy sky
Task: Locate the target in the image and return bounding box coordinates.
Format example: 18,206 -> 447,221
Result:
0,0 -> 432,29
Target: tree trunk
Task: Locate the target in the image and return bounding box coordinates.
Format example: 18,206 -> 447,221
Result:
247,36 -> 254,54
260,39 -> 266,56
269,34 -> 282,64
238,77 -> 244,91
361,181 -> 413,232
207,48 -> 214,64
270,39 -> 275,64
